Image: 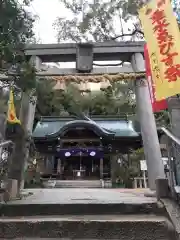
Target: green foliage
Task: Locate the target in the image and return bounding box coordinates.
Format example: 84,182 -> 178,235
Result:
112,150 -> 143,188
121,149 -> 144,187
0,0 -> 171,128
0,0 -> 37,96
48,81 -> 136,117
89,82 -> 135,115
54,0 -> 173,125
55,0 -> 179,42
16,62 -> 37,92
0,0 -> 35,65
154,110 -> 170,127
0,0 -> 43,120
35,79 -> 59,117
53,0 -> 139,117
55,0 -> 142,42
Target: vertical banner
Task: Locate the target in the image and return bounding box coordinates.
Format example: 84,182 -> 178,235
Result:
144,44 -> 167,112
139,0 -> 180,100
7,90 -> 21,124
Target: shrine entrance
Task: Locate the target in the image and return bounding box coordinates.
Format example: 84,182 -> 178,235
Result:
55,155 -> 111,180
34,116 -> 142,186
52,122 -> 111,180
57,155 -> 101,180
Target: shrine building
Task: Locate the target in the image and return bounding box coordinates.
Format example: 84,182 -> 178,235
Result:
32,115 -> 165,185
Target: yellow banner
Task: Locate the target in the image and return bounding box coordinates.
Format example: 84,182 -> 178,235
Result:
139,0 -> 180,100
7,90 -> 21,124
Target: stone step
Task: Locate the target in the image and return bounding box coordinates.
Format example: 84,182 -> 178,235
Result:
0,214 -> 176,239
55,180 -> 102,188
0,202 -> 163,217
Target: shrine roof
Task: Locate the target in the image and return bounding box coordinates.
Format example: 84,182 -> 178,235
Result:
33,116 -> 141,140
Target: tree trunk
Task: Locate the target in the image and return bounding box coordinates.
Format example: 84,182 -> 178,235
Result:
7,93 -> 30,193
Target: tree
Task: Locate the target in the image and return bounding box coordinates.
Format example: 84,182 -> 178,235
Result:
0,0 -> 37,119
54,0 -> 138,117
0,0 -> 38,116
87,81 -> 135,115
0,0 -> 35,66
0,0 -> 39,137
53,0 -> 143,117
55,0 -> 179,43
0,1 -> 37,189
50,80 -> 135,117
55,0 -> 178,127
54,0 -> 142,42
0,1 -> 58,121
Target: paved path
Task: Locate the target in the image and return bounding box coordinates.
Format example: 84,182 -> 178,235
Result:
9,188 -> 156,204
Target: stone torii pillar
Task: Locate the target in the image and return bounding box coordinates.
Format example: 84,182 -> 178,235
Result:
131,53 -> 165,190
19,93 -> 37,189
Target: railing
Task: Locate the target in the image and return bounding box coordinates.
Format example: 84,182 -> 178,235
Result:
0,140 -> 14,190
161,127 -> 180,199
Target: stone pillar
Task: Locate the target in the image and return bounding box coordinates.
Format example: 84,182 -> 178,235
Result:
7,91 -> 37,193
168,97 -> 180,185
7,93 -> 28,193
49,156 -> 54,173
0,114 -> 7,157
0,113 -> 6,140
30,56 -> 42,70
57,158 -> 61,174
110,155 -> 119,185
44,157 -> 48,173
131,53 -> 165,190
168,97 -> 180,137
26,95 -> 37,135
20,94 -> 37,189
3,179 -> 18,202
14,56 -> 39,191
100,158 -> 103,179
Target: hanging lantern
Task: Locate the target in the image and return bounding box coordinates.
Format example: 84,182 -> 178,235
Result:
53,80 -> 66,91
100,79 -> 112,91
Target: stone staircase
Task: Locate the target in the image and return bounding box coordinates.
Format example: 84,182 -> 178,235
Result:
55,180 -> 103,188
0,191 -> 179,239
0,215 -> 177,239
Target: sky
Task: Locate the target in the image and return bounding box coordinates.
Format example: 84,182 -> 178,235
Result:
26,0 -> 106,90
24,0 -> 139,91
28,0 -> 132,44
28,0 -> 69,43
28,0 -> 180,44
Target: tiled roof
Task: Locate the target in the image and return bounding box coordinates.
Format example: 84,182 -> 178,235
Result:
33,117 -> 140,139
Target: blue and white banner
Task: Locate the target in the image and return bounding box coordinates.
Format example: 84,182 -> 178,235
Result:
56,147 -> 104,158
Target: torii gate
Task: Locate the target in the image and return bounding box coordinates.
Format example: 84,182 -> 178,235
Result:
25,41 -> 166,190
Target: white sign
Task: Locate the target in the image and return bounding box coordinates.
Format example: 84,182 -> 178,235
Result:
77,171 -> 81,177
140,160 -> 147,171
1,151 -> 9,161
